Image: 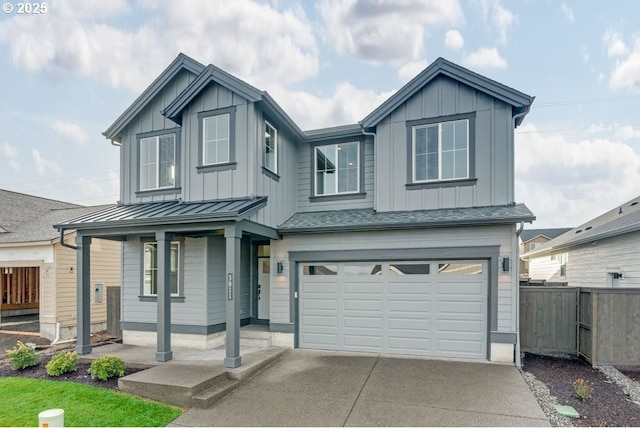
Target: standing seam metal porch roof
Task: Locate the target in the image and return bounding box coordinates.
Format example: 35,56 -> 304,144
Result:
54,197 -> 267,230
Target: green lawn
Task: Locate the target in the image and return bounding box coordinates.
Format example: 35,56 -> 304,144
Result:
0,378 -> 183,427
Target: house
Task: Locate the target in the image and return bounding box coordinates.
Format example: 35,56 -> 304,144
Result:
523,196 -> 640,287
0,189 -> 121,340
518,228 -> 571,279
55,53 -> 535,366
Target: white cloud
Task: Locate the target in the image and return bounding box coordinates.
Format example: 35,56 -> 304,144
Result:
603,29 -> 628,57
515,123 -> 640,227
0,0 -> 318,91
587,123 -> 640,141
1,142 -> 20,171
320,0 -> 463,63
398,60 -> 428,83
462,47 -> 507,69
615,125 -> 640,140
610,51 -> 640,91
269,83 -> 395,130
52,120 -> 89,145
31,150 -> 61,176
444,29 -> 464,50
560,4 -> 574,23
579,44 -> 589,63
475,0 -> 515,45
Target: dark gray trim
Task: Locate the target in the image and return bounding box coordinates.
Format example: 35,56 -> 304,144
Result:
139,236 -> 185,298
121,318 -> 250,335
197,162 -> 237,173
406,179 -> 477,190
309,138 -> 365,199
261,167 -> 280,182
198,106 -> 237,168
289,245 -> 500,359
270,323 -> 294,333
237,220 -> 280,240
406,112 -> 476,186
491,331 -> 517,344
262,119 -> 279,176
136,128 -> 181,193
309,192 -> 366,203
250,317 -> 270,326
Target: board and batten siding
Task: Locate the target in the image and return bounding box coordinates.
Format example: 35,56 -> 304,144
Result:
296,137 -> 375,212
374,75 -> 514,212
119,69 -> 198,205
271,225 -> 516,332
528,255 -> 566,283
567,230 -> 640,287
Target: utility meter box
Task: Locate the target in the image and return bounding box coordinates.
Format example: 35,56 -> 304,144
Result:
94,283 -> 104,304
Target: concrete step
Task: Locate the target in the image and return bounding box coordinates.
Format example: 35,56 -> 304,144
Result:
191,378 -> 240,408
240,337 -> 271,348
239,327 -> 271,339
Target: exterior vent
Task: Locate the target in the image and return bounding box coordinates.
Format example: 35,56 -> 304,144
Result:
575,229 -> 582,234
585,226 -> 592,231
631,201 -> 638,206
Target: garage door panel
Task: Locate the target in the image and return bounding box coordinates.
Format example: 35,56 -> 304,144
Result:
301,332 -> 338,347
388,283 -> 431,293
437,319 -> 483,332
437,339 -> 484,355
343,335 -> 383,350
302,298 -> 337,311
438,301 -> 483,314
343,316 -> 382,328
344,300 -> 383,311
388,337 -> 432,352
301,314 -> 338,327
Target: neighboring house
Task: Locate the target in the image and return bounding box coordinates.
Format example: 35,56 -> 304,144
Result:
55,53 -> 535,366
519,228 -> 571,279
523,195 -> 640,287
0,189 -> 121,340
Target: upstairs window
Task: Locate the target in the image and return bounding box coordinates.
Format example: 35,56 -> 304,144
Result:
202,113 -> 230,165
139,133 -> 176,191
264,121 -> 278,174
143,241 -> 180,296
412,119 -> 468,182
315,142 -> 359,195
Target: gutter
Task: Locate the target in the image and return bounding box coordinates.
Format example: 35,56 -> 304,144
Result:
58,228 -> 77,250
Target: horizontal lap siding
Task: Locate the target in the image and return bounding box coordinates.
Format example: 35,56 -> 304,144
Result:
528,255 -> 565,282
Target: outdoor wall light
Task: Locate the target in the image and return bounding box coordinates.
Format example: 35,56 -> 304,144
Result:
277,262 -> 284,274
501,257 -> 510,273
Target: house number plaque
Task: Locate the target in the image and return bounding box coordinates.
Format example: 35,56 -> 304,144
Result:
227,273 -> 233,300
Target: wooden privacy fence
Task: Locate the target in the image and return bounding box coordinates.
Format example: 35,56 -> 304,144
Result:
0,267 -> 40,310
521,286 -> 640,366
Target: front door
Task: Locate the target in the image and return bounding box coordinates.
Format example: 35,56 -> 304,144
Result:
257,257 -> 271,320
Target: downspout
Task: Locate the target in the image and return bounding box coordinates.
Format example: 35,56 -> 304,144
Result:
59,228 -> 77,250
513,108 -> 529,369
360,126 -> 377,211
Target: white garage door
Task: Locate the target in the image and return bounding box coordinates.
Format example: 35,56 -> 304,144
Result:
299,261 -> 488,359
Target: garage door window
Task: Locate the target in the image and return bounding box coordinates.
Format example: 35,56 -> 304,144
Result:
344,264 -> 382,275
303,264 -> 337,275
389,263 -> 430,275
438,262 -> 483,275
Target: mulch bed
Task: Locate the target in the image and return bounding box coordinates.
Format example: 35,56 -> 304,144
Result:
523,353 -> 640,427
617,366 -> 640,383
0,353 -> 143,389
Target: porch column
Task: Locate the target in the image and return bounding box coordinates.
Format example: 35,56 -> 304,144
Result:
76,235 -> 92,354
156,231 -> 173,362
224,225 -> 242,368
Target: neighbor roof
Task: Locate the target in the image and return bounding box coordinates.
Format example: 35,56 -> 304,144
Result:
279,204 -> 535,234
520,228 -> 572,243
360,57 -> 535,129
523,195 -> 640,258
0,189 -> 79,233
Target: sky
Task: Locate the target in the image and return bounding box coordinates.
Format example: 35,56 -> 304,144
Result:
1,0 -> 640,228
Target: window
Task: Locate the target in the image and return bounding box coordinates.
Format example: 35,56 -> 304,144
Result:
143,241 -> 180,296
438,262 -> 483,275
344,264 -> 382,275
530,242 -> 542,251
389,263 -> 431,275
551,253 -> 567,277
302,264 -> 337,275
202,113 -> 230,165
139,133 -> 176,191
264,121 -> 278,174
315,142 -> 359,195
412,119 -> 468,182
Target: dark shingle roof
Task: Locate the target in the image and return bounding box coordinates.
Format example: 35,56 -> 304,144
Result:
524,195 -> 640,257
0,189 -> 79,232
520,228 -> 573,243
279,204 -> 534,234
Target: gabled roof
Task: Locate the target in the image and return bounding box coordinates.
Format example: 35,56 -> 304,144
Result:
0,205 -> 112,244
55,197 -> 268,231
360,57 -> 535,129
279,204 -> 535,234
523,195 -> 640,258
0,188 -> 79,232
520,228 -> 573,243
304,124 -> 364,143
103,53 -> 205,141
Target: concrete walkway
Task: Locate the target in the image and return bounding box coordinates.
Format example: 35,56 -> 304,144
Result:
170,349 -> 550,427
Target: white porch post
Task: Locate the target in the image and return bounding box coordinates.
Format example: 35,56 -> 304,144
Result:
76,235 -> 92,354
156,231 -> 173,362
224,225 -> 242,368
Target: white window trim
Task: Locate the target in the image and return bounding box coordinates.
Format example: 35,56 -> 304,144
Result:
314,142 -> 360,196
143,241 -> 181,297
139,134 -> 176,192
412,119 -> 469,183
264,120 -> 278,174
202,113 -> 230,166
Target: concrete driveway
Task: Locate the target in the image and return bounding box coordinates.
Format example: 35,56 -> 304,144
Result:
170,349 -> 549,427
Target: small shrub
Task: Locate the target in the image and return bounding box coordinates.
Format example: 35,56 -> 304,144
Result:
5,341 -> 40,370
88,355 -> 126,381
573,377 -> 593,400
46,350 -> 78,376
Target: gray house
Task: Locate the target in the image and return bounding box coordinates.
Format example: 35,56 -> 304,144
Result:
523,196 -> 640,287
56,53 -> 535,367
